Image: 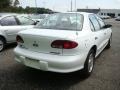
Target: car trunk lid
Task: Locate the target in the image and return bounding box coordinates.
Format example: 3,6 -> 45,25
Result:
19,29 -> 77,55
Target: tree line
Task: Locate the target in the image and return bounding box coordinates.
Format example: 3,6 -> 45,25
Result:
0,0 -> 53,14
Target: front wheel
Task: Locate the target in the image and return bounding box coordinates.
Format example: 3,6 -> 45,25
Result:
0,37 -> 5,52
82,50 -> 95,77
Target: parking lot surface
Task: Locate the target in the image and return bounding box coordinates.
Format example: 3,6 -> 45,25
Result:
0,19 -> 120,90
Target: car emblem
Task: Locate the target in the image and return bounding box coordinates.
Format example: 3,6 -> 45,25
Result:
33,41 -> 39,47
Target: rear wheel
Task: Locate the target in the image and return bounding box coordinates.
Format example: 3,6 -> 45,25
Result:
0,37 -> 5,52
106,36 -> 112,49
82,50 -> 95,77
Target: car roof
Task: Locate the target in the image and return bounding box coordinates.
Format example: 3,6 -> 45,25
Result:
0,14 -> 18,19
0,14 -> 29,20
57,12 -> 93,15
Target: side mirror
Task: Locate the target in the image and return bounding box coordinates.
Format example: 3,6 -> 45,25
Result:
103,24 -> 112,29
33,21 -> 39,25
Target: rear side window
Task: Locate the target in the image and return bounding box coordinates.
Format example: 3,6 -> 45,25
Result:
0,16 -> 18,26
95,15 -> 105,28
89,15 -> 100,31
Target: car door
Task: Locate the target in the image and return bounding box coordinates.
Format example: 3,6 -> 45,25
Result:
0,16 -> 22,42
95,15 -> 109,45
89,14 -> 105,53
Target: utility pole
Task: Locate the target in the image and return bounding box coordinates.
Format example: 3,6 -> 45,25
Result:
75,0 -> 77,11
43,1 -> 46,8
35,0 -> 38,14
71,0 -> 73,12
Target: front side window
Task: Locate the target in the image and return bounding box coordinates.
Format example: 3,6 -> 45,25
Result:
0,16 -> 18,26
17,16 -> 35,25
95,15 -> 105,28
36,13 -> 84,31
89,14 -> 100,31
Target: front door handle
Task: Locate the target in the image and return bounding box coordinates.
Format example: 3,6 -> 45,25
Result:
4,30 -> 9,32
104,33 -> 107,35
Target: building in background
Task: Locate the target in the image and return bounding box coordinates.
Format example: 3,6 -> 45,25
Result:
77,9 -> 100,14
77,9 -> 120,18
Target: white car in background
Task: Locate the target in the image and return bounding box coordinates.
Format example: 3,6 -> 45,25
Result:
29,14 -> 49,22
14,12 -> 112,76
115,16 -> 120,21
0,14 -> 37,51
100,15 -> 111,19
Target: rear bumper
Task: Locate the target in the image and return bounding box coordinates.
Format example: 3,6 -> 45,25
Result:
14,46 -> 87,73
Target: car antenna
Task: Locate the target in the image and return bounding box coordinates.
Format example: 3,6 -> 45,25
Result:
75,0 -> 78,35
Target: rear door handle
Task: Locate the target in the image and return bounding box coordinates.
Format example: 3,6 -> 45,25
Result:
95,37 -> 98,40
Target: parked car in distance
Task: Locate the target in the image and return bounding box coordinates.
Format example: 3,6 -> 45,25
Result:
0,14 -> 37,51
115,17 -> 120,21
14,12 -> 112,76
100,15 -> 111,19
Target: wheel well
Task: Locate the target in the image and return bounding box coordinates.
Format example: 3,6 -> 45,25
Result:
91,45 -> 97,56
0,35 -> 6,44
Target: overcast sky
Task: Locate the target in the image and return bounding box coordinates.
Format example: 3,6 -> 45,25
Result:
19,0 -> 120,12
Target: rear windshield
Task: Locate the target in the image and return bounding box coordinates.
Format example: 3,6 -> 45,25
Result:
35,13 -> 84,31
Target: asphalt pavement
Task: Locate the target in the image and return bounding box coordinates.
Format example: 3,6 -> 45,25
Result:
0,19 -> 120,90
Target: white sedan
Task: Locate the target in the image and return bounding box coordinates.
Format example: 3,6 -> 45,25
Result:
0,14 -> 37,51
14,12 -> 112,76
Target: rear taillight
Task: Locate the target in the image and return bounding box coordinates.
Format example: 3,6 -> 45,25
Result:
16,35 -> 24,43
51,40 -> 78,49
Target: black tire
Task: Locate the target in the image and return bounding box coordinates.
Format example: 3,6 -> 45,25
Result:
106,36 -> 112,49
82,50 -> 95,77
0,37 -> 5,52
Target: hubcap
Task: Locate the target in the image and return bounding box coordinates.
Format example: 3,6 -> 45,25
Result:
88,53 -> 94,73
0,40 -> 3,51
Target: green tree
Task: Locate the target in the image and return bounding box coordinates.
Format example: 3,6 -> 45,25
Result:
0,0 -> 54,14
0,0 -> 12,9
14,0 -> 20,7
